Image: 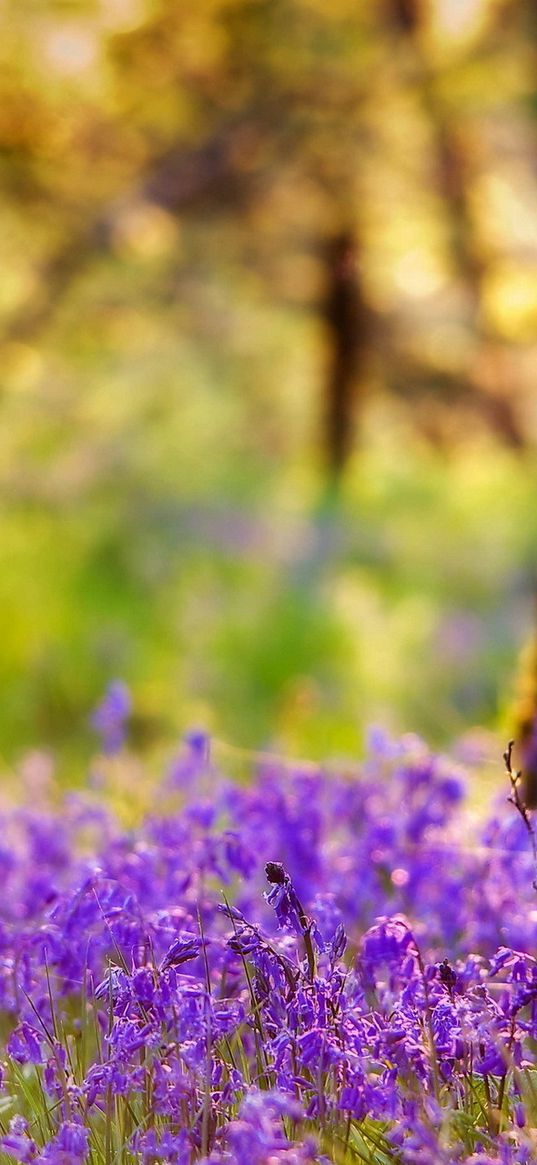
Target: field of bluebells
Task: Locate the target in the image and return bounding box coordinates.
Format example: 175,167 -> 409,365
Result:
2,687 -> 537,1164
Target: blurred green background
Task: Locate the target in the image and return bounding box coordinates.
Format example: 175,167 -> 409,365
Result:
2,0 -> 537,768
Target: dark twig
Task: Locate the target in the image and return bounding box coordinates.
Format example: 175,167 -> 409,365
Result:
504,740 -> 537,881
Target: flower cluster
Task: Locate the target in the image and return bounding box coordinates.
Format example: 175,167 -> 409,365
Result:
0,723 -> 537,1162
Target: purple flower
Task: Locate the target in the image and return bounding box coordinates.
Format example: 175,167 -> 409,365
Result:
0,1117 -> 37,1164
4,722 -> 537,1163
160,933 -> 202,971
265,861 -> 317,982
94,964 -> 129,1002
37,1122 -> 89,1165
360,915 -> 418,992
131,1128 -> 189,1164
227,926 -> 264,956
7,1023 -> 43,1065
166,730 -> 211,791
225,1089 -> 306,1164
90,681 -> 131,754
265,862 -> 307,937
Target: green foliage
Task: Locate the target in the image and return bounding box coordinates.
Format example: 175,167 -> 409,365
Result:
0,428 -> 536,765
1,0 -> 537,764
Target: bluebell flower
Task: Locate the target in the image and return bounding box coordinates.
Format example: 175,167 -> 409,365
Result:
0,1117 -> 37,1164
90,681 -> 131,754
160,933 -> 202,970
37,1121 -> 89,1165
7,1022 -> 43,1065
4,725 -> 537,1162
264,862 -> 308,936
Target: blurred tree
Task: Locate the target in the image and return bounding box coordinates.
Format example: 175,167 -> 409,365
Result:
2,0 -> 535,463
1,0 -> 537,756
322,228 -> 373,481
384,0 -> 526,447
